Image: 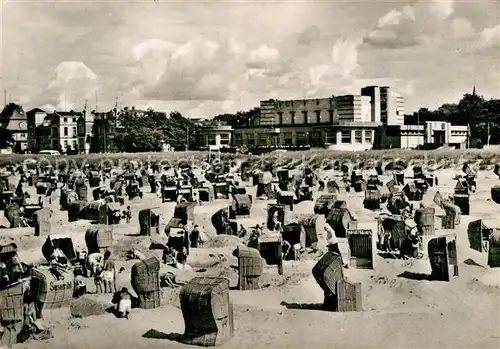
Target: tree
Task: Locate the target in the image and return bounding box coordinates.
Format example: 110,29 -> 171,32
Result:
213,107 -> 261,127
112,108 -> 200,152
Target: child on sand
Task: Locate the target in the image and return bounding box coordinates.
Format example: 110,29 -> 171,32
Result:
117,287 -> 133,319
125,206 -> 132,224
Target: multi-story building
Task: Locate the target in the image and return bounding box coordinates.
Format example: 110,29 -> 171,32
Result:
77,111 -> 95,154
230,87 -> 386,151
26,108 -> 47,151
88,110 -> 119,153
360,86 -> 381,123
198,85 -> 468,151
380,86 -> 405,126
0,104 -> 28,152
41,110 -> 83,152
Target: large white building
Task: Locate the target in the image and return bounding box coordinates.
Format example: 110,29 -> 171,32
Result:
228,86 -> 398,151
198,85 -> 469,151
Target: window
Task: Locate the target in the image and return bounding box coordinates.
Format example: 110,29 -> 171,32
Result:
278,112 -> 283,124
64,140 -> 68,147
341,130 -> 351,144
326,131 -> 336,144
234,133 -> 243,146
355,130 -> 362,143
296,132 -> 307,146
247,134 -> 255,146
316,111 -> 321,124
309,132 -> 322,147
258,133 -> 268,146
303,111 -> 308,124
64,127 -> 68,136
73,127 -> 77,135
290,111 -> 296,125
365,130 -> 372,143
328,110 -> 334,123
220,133 -> 230,145
208,134 -> 216,146
283,132 -> 293,146
73,140 -> 78,149
63,117 -> 68,123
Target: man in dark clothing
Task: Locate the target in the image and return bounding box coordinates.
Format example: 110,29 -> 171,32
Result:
190,225 -> 200,248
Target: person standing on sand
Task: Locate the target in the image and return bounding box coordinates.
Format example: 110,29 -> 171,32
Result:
102,251 -> 116,294
324,223 -> 347,268
190,225 -> 203,248
125,206 -> 132,224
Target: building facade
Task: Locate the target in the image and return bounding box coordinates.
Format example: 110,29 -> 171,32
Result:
0,104 -> 28,152
360,86 -> 381,123
375,121 -> 469,150
88,110 -> 119,153
197,85 -> 469,152
199,124 -> 233,150
227,86 -> 392,151
77,111 -> 95,154
26,108 -> 48,151
399,121 -> 469,149
50,111 -> 82,152
380,87 -> 405,126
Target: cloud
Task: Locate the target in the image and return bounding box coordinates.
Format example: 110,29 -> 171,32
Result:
45,61 -> 98,111
246,45 -> 281,69
125,38 -> 286,103
449,18 -> 475,39
305,38 -> 363,97
478,24 -> 500,49
297,25 -> 321,45
363,0 -> 465,49
331,38 -> 361,78
3,0 -> 498,118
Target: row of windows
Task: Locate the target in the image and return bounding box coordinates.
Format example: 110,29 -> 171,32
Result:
277,110 -> 334,125
51,140 -> 78,149
207,133 -> 230,146
340,130 -> 372,144
232,130 -> 373,146
51,126 -> 81,136
277,99 -> 327,108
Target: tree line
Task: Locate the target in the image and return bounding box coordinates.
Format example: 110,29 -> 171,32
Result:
404,93 -> 500,148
